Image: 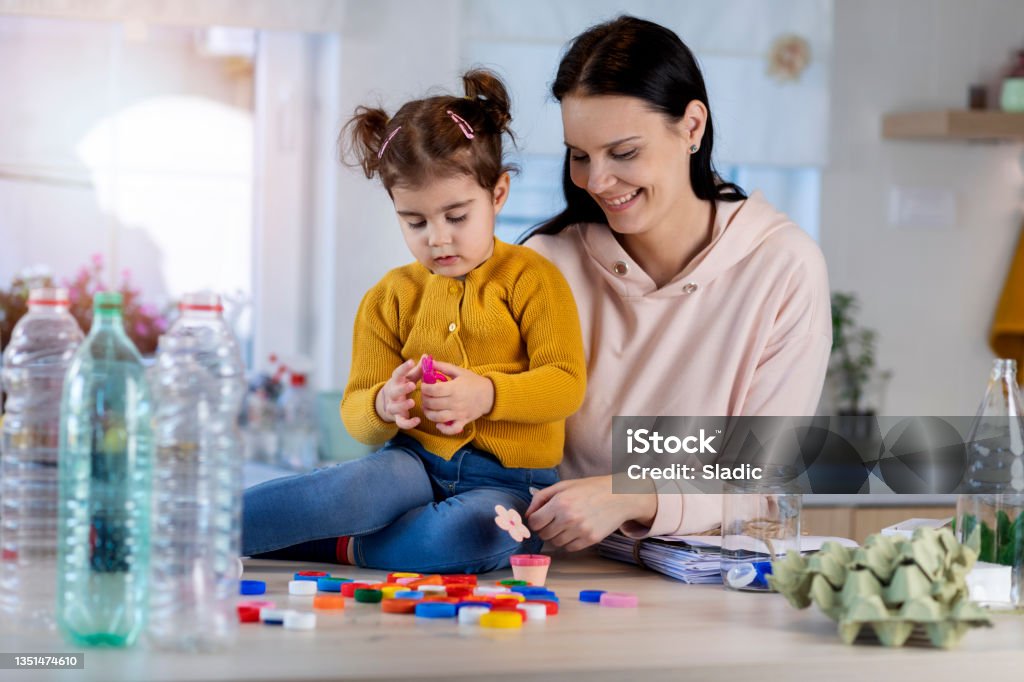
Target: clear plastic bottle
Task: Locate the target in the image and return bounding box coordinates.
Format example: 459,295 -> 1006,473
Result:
0,288 -> 83,632
956,358 -> 1024,607
57,291 -> 153,647
148,292 -> 245,651
278,372 -> 318,471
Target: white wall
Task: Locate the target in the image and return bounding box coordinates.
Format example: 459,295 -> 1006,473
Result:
821,0 -> 1024,415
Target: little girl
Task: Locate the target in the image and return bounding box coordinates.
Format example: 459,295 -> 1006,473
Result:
241,69 -> 586,573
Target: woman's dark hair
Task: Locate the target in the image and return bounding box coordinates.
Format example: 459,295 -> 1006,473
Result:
342,68 -> 517,193
529,15 -> 745,237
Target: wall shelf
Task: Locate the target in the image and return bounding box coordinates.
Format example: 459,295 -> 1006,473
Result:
882,109 -> 1024,141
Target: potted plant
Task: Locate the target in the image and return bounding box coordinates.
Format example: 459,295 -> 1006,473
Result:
829,292 -> 891,416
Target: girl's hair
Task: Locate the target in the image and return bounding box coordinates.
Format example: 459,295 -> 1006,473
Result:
342,68 -> 516,193
529,15 -> 746,237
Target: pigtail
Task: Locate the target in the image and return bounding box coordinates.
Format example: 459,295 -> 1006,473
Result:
462,69 -> 514,141
339,105 -> 392,179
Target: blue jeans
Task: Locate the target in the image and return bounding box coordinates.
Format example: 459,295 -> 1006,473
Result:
242,434 -> 558,573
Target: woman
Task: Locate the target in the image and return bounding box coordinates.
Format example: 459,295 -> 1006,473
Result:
524,16 -> 831,550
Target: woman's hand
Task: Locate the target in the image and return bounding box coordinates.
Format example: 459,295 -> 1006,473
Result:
419,359 -> 494,435
374,359 -> 423,429
525,475 -> 658,551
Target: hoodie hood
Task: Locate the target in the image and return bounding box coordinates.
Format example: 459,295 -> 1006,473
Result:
577,190 -> 796,299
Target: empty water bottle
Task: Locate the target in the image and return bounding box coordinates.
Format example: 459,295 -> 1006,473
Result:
148,292 -> 245,651
57,291 -> 154,647
279,372 -> 317,470
1,288 -> 83,632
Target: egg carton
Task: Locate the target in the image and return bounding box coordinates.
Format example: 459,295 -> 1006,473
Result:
767,527 -> 992,648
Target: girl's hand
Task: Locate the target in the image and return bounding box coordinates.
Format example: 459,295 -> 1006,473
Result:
525,475 -> 657,552
419,359 -> 494,435
374,359 -> 423,430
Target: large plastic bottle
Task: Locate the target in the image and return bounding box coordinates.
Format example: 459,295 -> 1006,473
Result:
57,291 -> 154,647
148,292 -> 245,651
956,358 -> 1024,608
0,288 -> 83,632
279,371 -> 318,471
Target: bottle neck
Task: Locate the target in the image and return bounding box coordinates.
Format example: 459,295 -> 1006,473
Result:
92,311 -> 125,331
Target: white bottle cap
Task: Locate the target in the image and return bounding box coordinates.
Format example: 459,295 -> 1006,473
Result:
289,580 -> 317,596
284,611 -> 317,630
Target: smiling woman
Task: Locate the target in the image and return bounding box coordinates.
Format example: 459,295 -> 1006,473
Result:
522,16 -> 832,549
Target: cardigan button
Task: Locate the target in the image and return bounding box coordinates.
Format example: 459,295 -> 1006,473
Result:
682,282 -> 699,294
448,322 -> 457,333
612,261 -> 629,276
449,285 -> 459,294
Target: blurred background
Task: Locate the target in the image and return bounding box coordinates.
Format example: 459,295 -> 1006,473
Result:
1,0 -> 1023,468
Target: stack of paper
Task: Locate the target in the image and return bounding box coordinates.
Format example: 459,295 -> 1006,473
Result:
597,533 -> 723,584
598,533 -> 857,584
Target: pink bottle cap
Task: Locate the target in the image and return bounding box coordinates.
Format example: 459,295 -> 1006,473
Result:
599,592 -> 639,608
510,554 -> 550,567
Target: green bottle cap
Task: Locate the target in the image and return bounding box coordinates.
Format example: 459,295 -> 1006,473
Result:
94,291 -> 124,315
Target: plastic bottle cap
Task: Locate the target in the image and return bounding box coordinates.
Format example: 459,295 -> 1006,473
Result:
381,598 -> 419,614
284,611 -> 317,630
474,586 -> 510,596
289,580 -> 317,596
511,585 -> 550,595
480,611 -> 523,629
499,579 -> 530,586
579,589 -> 605,603
388,572 -> 422,581
354,588 -> 383,603
260,608 -> 288,624
599,592 -> 639,608
409,575 -> 444,587
297,570 -> 329,577
239,600 -> 275,609
725,562 -> 758,589
455,601 -> 493,612
292,574 -> 321,582
445,586 -> 474,598
525,599 -> 559,615
313,595 -> 346,610
493,593 -> 526,603
395,590 -> 426,600
509,554 -> 550,566
396,577 -> 420,585
517,602 -> 548,621
381,586 -> 406,599
237,605 -> 261,623
415,602 -> 457,619
317,577 -> 347,592
457,605 -> 491,625
418,584 -> 446,594
341,581 -> 371,597
441,574 -> 478,585
240,580 -> 267,595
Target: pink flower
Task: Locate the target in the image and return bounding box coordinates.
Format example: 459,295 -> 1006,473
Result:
494,505 -> 531,542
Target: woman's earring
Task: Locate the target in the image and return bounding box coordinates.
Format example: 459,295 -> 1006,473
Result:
689,144 -> 699,154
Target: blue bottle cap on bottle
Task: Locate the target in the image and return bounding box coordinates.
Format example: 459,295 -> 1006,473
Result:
579,589 -> 605,603
415,602 -> 457,619
240,580 -> 266,595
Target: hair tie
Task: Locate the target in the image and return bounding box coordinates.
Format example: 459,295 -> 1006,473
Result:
377,126 -> 402,159
446,110 -> 474,140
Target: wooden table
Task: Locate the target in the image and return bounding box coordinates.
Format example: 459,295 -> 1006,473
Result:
4,551 -> 1022,681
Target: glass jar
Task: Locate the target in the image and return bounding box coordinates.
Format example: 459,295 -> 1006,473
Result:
721,472 -> 802,591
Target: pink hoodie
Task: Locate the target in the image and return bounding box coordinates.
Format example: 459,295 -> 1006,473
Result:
526,191 -> 832,537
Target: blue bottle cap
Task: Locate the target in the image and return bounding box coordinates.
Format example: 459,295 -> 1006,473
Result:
579,589 -> 605,603
395,590 -> 426,599
415,602 -> 457,619
293,573 -> 322,582
511,586 -> 554,596
528,591 -> 559,602
317,577 -> 345,592
240,580 -> 266,595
